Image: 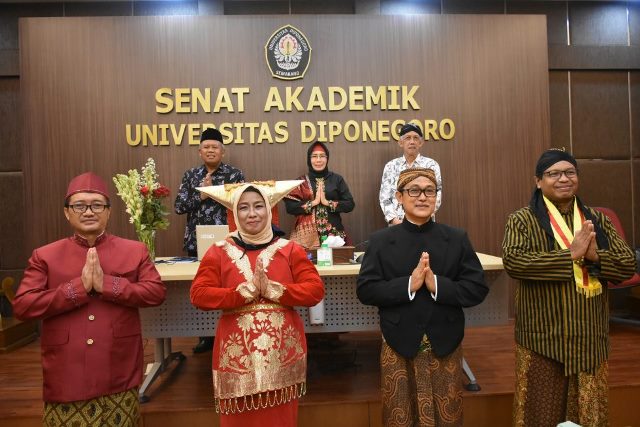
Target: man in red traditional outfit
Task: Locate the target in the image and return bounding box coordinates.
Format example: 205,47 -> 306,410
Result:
13,172 -> 166,427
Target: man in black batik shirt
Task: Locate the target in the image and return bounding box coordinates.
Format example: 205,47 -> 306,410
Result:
175,127 -> 244,353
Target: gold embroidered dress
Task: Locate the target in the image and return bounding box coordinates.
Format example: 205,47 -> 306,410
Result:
191,237 -> 324,424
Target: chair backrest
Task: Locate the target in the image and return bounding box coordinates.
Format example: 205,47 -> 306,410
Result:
594,207 -> 627,240
593,207 -> 640,289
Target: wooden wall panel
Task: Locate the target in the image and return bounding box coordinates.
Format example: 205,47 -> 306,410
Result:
1,2 -> 64,75
64,2 -> 134,17
570,71 -> 630,159
0,49 -> 18,77
380,0 -> 440,15
548,71 -> 570,149
0,3 -> 62,51
442,0 -> 504,14
548,45 -> 640,70
631,2 -> 640,47
569,1 -> 629,46
291,0 -> 355,14
506,1 -> 568,45
198,0 -> 224,16
632,71 -> 640,159
224,1 -> 289,15
0,172 -> 27,269
356,0 -> 381,15
133,1 -> 199,16
0,78 -> 21,270
634,158 -> 640,245
0,78 -> 20,171
19,15 -> 549,257
577,159 -> 633,243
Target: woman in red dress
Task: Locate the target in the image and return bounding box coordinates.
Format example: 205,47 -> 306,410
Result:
190,181 -> 325,427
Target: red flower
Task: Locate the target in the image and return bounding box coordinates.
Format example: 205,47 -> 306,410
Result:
152,185 -> 170,198
140,186 -> 150,196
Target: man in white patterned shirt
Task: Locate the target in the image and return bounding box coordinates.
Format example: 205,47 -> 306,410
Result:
379,123 -> 442,225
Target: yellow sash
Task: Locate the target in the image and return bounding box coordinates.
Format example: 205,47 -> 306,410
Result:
543,196 -> 602,297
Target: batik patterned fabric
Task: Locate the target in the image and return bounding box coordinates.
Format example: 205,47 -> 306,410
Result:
43,388 -> 138,427
502,205 -> 635,375
381,340 -> 463,427
513,344 -> 608,427
378,154 -> 442,223
174,163 -> 245,255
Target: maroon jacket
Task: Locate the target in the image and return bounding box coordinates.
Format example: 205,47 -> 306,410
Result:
13,233 -> 166,402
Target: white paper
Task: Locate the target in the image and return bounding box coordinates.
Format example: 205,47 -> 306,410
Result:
323,235 -> 345,247
309,299 -> 325,324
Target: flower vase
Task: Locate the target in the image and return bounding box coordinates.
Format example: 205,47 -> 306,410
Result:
138,229 -> 156,262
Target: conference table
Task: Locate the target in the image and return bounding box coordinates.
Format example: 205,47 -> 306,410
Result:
139,253 -> 508,401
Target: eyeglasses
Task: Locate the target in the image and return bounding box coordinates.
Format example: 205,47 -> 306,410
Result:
310,154 -> 327,159
66,203 -> 110,214
542,169 -> 578,180
401,188 -> 438,198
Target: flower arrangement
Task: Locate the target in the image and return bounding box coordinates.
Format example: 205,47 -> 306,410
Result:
113,158 -> 170,260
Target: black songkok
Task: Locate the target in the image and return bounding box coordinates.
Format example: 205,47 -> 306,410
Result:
399,123 -> 423,138
535,148 -> 577,178
200,127 -> 223,144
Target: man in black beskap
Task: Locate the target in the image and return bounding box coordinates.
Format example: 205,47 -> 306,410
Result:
357,167 -> 488,427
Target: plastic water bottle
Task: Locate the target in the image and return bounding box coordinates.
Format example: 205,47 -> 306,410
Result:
316,237 -> 333,267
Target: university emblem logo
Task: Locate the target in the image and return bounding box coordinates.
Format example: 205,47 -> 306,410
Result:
265,25 -> 312,80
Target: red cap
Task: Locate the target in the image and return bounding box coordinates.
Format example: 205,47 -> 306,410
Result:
65,172 -> 110,201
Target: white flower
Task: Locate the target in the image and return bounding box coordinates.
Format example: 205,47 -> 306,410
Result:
112,157 -> 170,240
